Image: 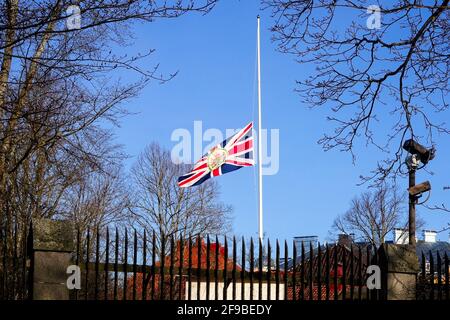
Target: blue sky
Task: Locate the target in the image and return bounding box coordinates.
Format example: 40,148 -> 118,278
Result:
110,1 -> 450,243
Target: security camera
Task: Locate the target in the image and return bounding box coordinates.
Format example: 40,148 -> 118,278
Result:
408,181 -> 431,197
402,139 -> 436,165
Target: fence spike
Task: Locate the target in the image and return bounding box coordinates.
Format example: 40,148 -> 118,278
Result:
132,229 -> 138,300
309,241 -> 313,301
123,229 -> 128,301
266,238 -> 271,300
349,244 -> 354,300
258,238 -> 263,300
188,234 -> 192,300
94,227 -> 100,300
444,252 -> 449,301
241,236 -> 246,300
169,235 -> 175,300
342,244 -> 347,300
114,228 -> 119,300
159,232 -> 166,300
275,239 -> 280,301
178,235 -> 184,301
292,240 -> 297,300
317,242 -> 322,301
437,251 -> 442,300
284,240 -> 288,300
429,250 -> 435,300
105,227 -> 110,300
299,241 -> 304,300
206,235 -> 211,300
335,244 -> 340,301
142,230 -> 147,301
250,237 -> 254,300
197,235 -> 201,300
232,236 -> 237,300
214,235 -> 219,300
358,245 -> 362,301
325,244 -> 330,301
151,230 -> 156,300
223,236 -> 228,300
85,229 -> 90,300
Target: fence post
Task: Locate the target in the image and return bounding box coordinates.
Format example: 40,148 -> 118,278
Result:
30,219 -> 74,300
378,244 -> 419,300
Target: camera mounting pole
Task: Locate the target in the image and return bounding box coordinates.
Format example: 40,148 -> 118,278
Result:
408,166 -> 416,246
403,139 -> 436,248
405,154 -> 419,247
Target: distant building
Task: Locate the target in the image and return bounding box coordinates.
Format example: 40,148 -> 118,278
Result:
390,228 -> 450,264
286,229 -> 450,272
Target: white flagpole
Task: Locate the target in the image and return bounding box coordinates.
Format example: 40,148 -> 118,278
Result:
257,15 -> 263,242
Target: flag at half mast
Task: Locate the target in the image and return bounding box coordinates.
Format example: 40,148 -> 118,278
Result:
178,122 -> 254,187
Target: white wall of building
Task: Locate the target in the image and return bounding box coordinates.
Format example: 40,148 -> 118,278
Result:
187,282 -> 285,300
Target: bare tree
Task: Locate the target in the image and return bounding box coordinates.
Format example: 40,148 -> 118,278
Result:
58,164 -> 131,232
0,0 -> 218,216
130,143 -> 232,255
0,0 -> 218,228
0,0 -> 218,297
332,185 -> 409,247
264,0 -> 449,185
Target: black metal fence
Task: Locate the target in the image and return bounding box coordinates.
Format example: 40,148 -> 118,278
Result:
417,251 -> 450,300
0,220 -> 30,300
1,223 -> 449,300
73,228 -> 383,300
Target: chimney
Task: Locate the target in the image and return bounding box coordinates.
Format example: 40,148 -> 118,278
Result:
423,230 -> 437,243
393,228 -> 409,245
338,234 -> 353,247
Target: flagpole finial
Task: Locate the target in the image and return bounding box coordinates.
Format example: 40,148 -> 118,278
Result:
257,15 -> 260,19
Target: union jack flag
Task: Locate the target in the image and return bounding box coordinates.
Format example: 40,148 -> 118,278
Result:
178,122 -> 254,187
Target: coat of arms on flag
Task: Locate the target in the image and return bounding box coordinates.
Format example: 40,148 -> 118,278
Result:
178,122 -> 254,187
